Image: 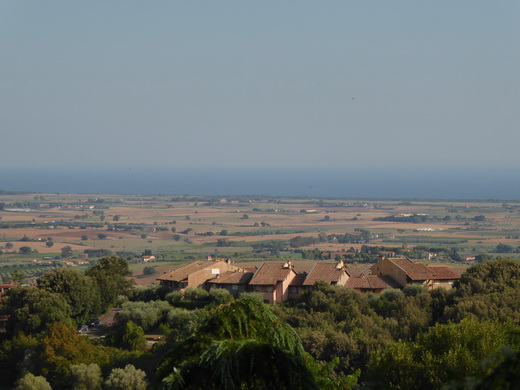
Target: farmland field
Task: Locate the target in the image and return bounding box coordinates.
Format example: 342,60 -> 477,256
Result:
1,193 -> 520,283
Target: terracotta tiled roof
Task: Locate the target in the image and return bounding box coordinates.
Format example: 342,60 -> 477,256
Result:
345,264 -> 373,277
428,266 -> 460,280
388,258 -> 460,281
345,275 -> 401,290
157,260 -> 223,282
344,276 -> 370,289
206,271 -> 254,285
389,258 -> 435,281
303,263 -> 349,286
249,263 -> 295,285
368,275 -> 401,289
241,267 -> 258,273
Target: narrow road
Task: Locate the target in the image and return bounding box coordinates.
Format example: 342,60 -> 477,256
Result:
85,307 -> 119,338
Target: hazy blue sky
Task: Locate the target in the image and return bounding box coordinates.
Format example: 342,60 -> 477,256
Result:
1,2 -> 519,185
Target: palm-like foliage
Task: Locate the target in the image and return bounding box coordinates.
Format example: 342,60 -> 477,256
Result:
157,298 -> 317,390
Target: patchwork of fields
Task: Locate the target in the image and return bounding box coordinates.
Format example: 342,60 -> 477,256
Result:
1,193 -> 520,283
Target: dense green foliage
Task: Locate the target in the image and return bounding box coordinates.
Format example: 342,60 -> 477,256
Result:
70,363 -> 103,390
15,373 -> 52,390
104,365 -> 147,390
1,257 -> 520,389
275,259 -> 520,387
0,286 -> 72,334
156,298 -> 317,390
368,318 -> 520,389
37,268 -> 101,325
85,256 -> 133,312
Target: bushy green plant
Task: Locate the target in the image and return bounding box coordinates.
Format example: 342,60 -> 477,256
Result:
184,287 -> 210,301
15,373 -> 52,390
209,288 -> 234,304
70,363 -> 102,390
116,300 -> 171,331
104,364 -> 147,390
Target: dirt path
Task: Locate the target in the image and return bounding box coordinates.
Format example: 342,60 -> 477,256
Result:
85,308 -> 119,338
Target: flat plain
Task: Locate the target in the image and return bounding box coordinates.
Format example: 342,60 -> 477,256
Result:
1,193 -> 519,282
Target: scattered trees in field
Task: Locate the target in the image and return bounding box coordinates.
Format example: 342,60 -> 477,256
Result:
142,266 -> 156,275
61,245 -> 73,258
83,249 -> 112,258
19,246 -> 33,254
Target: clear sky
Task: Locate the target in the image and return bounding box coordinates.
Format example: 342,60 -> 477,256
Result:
1,1 -> 519,176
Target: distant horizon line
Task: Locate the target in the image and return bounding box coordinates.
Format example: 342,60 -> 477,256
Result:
1,166 -> 519,201
0,189 -> 518,203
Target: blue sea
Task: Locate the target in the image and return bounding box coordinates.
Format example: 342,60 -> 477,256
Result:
1,167 -> 519,200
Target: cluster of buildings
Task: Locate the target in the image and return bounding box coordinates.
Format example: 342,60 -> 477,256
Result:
157,256 -> 460,304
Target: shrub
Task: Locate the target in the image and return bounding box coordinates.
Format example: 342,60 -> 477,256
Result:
70,363 -> 102,390
184,287 -> 210,301
15,373 -> 52,390
104,365 -> 147,390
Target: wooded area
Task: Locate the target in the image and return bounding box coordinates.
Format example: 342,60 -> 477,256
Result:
1,257 -> 520,389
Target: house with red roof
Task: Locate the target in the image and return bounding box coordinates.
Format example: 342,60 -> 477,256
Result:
206,270 -> 255,297
345,275 -> 401,293
248,261 -> 297,304
370,256 -> 459,289
0,284 -> 14,300
157,255 -> 460,303
302,260 -> 350,288
288,272 -> 307,300
157,258 -> 239,290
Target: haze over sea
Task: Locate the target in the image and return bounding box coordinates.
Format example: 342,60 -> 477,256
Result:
2,167 -> 518,200
2,3 -> 519,202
